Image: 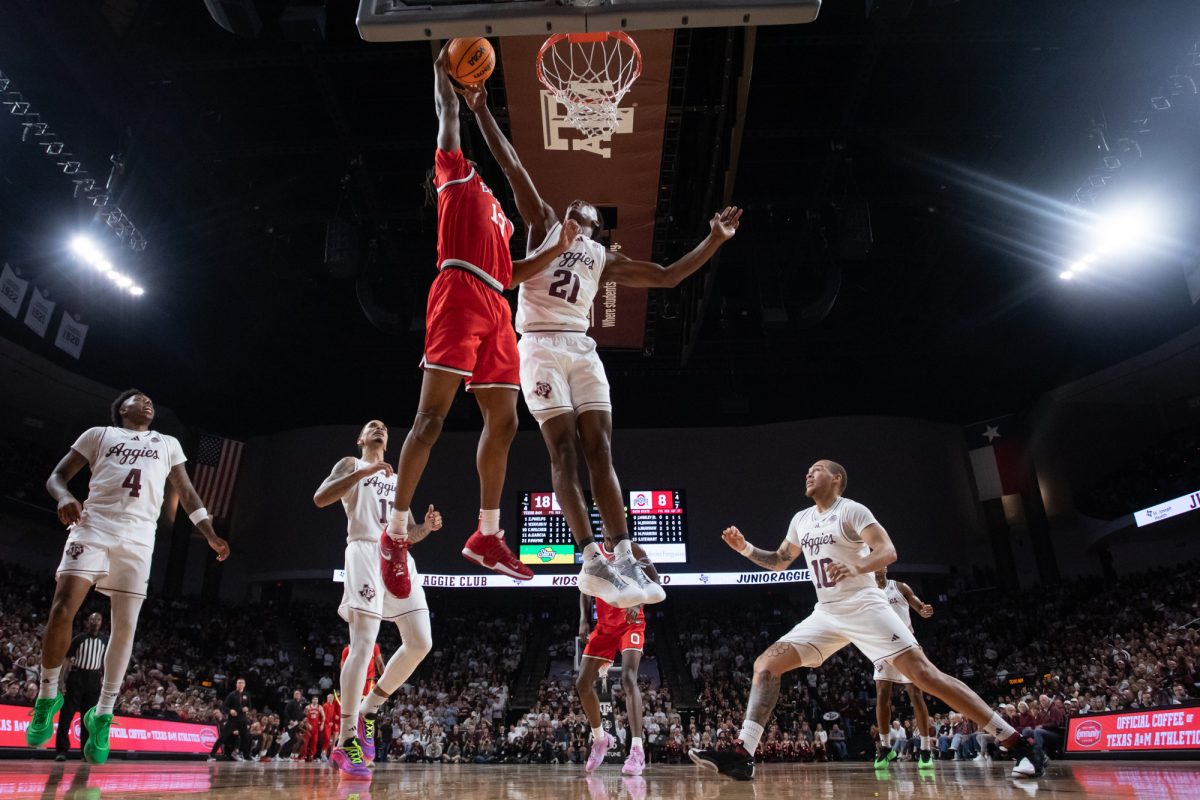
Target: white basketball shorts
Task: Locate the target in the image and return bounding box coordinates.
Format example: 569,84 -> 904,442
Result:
339,539 -> 428,622
779,588 -> 919,668
873,659 -> 913,684
518,332 -> 612,425
56,521 -> 155,598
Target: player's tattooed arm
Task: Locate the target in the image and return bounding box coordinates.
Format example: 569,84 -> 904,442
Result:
313,457 -> 391,508
722,525 -> 798,571
406,504 -> 443,544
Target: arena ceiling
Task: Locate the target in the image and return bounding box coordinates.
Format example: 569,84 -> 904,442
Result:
1,0 -> 1199,438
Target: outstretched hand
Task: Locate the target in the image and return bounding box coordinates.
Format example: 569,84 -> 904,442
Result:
460,81 -> 488,113
208,534 -> 231,562
421,504 -> 443,533
721,526 -> 747,552
710,206 -> 743,242
558,218 -> 582,251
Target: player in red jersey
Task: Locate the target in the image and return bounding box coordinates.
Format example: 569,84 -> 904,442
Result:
320,692 -> 339,760
383,47 -> 578,585
302,696 -> 326,761
577,534 -> 661,776
341,643 -> 384,699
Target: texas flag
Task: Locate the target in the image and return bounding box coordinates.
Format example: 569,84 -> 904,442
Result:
966,416 -> 1023,500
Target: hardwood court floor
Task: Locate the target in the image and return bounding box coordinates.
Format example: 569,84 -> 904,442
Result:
0,759 -> 1196,799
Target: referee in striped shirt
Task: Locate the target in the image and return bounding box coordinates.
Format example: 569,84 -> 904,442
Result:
55,613 -> 107,760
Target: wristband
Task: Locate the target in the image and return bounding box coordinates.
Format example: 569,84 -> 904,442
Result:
189,507 -> 209,525
739,542 -> 754,557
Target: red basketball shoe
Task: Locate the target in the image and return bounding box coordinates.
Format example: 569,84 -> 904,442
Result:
379,528 -> 411,598
462,529 -> 532,580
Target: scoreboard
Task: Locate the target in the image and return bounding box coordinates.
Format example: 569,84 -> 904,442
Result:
518,489 -> 688,564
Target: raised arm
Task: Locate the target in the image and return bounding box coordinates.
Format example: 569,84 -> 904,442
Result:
434,46 -> 460,152
313,457 -> 392,508
720,525 -> 799,572
461,83 -> 557,240
46,449 -> 89,527
167,464 -> 230,561
508,218 -> 581,289
897,581 -> 934,618
602,206 -> 742,288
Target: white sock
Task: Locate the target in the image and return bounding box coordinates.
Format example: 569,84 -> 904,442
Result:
982,712 -> 1017,740
96,680 -> 121,715
738,720 -> 764,755
613,538 -> 633,557
389,508 -> 411,537
923,736 -> 934,751
480,509 -> 501,535
360,688 -> 387,716
38,666 -> 61,700
631,736 -> 643,750
592,726 -> 605,742
583,542 -> 600,560
880,733 -> 890,747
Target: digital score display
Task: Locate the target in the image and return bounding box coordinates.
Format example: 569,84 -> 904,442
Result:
518,489 -> 688,564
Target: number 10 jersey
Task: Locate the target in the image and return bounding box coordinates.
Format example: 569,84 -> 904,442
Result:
785,496 -> 880,604
515,222 -> 608,334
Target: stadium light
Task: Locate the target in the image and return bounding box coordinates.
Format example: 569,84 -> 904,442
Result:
67,233 -> 143,296
1094,205 -> 1157,255
1059,270 -> 1074,281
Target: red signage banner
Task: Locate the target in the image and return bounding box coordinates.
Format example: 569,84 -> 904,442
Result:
500,30 -> 675,349
0,703 -> 218,754
1067,706 -> 1200,754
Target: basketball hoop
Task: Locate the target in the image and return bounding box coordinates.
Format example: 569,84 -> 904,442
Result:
536,31 -> 643,139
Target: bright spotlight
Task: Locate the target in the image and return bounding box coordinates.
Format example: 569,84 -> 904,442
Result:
114,274 -> 133,288
1059,270 -> 1075,280
129,286 -> 145,296
1095,205 -> 1158,254
96,259 -> 113,273
69,235 -> 103,264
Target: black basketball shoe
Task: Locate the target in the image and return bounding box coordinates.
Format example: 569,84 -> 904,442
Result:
689,742 -> 755,781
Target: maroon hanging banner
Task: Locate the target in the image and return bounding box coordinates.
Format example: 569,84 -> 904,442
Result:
499,30 -> 673,349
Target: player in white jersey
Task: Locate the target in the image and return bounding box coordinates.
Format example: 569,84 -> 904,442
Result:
462,82 -> 741,607
27,389 -> 230,764
313,419 -> 441,778
872,567 -> 936,770
689,460 -> 1048,781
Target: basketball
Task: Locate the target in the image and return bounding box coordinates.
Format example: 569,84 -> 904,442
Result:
447,37 -> 495,85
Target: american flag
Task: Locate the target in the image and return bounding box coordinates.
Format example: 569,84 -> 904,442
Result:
192,434 -> 244,522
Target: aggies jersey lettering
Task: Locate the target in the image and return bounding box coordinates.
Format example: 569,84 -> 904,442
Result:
434,148 -> 514,291
594,544 -> 646,628
341,459 -> 396,543
884,579 -> 913,631
785,496 -> 881,604
69,426 -> 186,534
515,222 -> 607,334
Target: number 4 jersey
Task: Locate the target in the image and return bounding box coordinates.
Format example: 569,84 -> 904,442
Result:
516,221 -> 608,334
785,496 -> 881,604
69,426 -> 186,537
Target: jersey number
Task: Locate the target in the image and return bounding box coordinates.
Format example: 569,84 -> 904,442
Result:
811,557 -> 834,589
489,203 -> 507,235
377,499 -> 394,526
122,468 -> 142,498
548,269 -> 581,304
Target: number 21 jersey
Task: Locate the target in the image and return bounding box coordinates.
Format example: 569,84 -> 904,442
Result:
70,426 -> 186,535
516,221 -> 607,334
785,496 -> 880,604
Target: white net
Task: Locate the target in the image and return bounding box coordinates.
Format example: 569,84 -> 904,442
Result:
537,32 -> 642,139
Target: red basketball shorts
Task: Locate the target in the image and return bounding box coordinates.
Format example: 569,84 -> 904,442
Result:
583,622 -> 646,665
422,269 -> 519,391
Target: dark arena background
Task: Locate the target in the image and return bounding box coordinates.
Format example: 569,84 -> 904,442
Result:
1,1 -> 1199,798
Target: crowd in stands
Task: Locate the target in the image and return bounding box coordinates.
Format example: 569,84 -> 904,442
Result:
1,556 -> 1196,764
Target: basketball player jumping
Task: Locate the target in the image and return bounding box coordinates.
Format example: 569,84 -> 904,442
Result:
688,460 -> 1048,781
313,419 -> 442,778
872,566 -> 935,770
577,533 -> 661,776
382,46 -> 577,589
27,389 -> 230,764
462,81 -> 741,607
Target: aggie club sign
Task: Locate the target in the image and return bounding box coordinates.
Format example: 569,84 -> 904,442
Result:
1067,706 -> 1200,754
